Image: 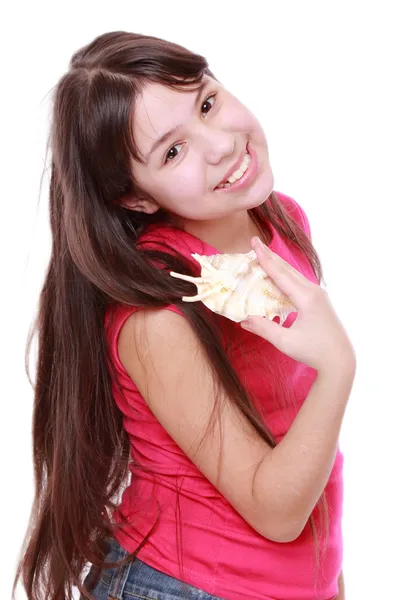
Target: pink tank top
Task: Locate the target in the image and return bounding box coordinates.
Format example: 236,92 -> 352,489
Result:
104,192 -> 343,600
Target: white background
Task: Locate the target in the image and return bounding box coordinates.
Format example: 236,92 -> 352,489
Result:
1,1 -> 399,598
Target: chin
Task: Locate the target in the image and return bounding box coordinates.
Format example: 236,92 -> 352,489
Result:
255,170 -> 274,205
242,182 -> 275,212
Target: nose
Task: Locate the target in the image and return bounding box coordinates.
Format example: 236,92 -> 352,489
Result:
194,125 -> 236,164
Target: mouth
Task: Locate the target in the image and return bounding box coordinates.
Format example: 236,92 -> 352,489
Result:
214,142 -> 257,192
214,143 -> 250,190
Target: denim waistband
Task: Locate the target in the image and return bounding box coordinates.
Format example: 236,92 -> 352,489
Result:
81,534 -> 224,600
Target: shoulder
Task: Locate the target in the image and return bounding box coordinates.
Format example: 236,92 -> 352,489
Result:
106,303 -> 185,363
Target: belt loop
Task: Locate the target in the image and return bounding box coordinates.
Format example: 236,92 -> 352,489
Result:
107,551 -> 133,600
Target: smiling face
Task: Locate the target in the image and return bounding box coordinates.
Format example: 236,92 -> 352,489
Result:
123,74 -> 274,225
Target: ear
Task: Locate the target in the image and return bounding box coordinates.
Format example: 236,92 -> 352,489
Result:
118,191 -> 160,215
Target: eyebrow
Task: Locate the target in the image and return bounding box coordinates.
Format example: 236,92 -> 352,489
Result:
145,80 -> 209,162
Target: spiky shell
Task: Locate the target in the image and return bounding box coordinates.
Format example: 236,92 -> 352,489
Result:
170,250 -> 296,324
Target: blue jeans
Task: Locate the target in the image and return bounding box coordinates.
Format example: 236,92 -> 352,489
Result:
80,535 -> 224,599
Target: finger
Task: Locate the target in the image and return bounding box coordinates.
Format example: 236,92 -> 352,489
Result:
251,237 -> 311,296
240,315 -> 287,346
250,238 -> 313,311
251,237 -> 303,277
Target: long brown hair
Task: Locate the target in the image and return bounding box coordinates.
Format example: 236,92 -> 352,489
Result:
13,31 -> 330,600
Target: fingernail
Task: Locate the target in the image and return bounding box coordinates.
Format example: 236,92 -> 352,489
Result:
251,236 -> 262,249
240,319 -> 252,330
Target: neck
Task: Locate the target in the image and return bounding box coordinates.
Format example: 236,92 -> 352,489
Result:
178,208 -> 265,254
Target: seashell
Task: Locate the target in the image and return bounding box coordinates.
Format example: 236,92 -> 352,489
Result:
170,250 -> 297,324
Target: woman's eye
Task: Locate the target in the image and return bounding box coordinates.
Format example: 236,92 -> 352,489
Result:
200,93 -> 216,117
164,93 -> 217,164
164,142 -> 184,164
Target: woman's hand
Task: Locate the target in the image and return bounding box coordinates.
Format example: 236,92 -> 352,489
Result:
241,237 -> 356,376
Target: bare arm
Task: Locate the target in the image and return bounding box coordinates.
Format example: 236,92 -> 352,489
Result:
253,367 -> 355,540
118,308 -> 355,543
335,570 -> 345,600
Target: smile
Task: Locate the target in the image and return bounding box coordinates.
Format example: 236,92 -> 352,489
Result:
214,142 -> 258,193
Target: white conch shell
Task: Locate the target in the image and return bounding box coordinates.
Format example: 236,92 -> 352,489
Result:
170,250 -> 297,324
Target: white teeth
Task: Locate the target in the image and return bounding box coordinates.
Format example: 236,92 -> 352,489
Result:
227,152 -> 250,183
216,151 -> 251,189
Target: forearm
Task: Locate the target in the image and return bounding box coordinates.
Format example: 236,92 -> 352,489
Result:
254,368 -> 354,540
335,569 -> 345,599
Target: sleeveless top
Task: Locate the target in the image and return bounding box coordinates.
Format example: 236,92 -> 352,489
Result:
104,191 -> 344,600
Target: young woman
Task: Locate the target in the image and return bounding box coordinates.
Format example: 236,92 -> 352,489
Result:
14,30 -> 354,600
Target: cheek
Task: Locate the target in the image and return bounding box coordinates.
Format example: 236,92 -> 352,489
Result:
229,99 -> 264,139
153,167 -> 204,210
221,97 -> 255,130
173,166 -> 204,192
